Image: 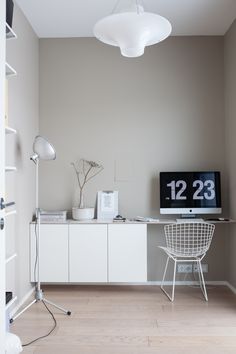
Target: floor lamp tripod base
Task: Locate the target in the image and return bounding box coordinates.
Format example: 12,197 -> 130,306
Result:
9,288 -> 71,323
9,137 -> 71,323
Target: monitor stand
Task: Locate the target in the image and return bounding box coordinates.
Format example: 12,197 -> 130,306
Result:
181,214 -> 197,219
176,215 -> 204,223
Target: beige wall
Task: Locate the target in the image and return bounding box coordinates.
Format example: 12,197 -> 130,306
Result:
6,5 -> 39,304
39,37 -> 228,281
224,20 -> 236,288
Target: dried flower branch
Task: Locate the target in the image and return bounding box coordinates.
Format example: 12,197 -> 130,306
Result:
71,159 -> 104,208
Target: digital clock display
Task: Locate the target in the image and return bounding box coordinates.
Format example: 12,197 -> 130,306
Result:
160,172 -> 221,209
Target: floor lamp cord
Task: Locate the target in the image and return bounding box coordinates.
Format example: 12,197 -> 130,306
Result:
9,215 -> 71,345
22,300 -> 57,347
9,285 -> 71,346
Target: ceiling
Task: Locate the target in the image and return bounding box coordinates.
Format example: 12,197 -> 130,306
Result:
15,0 -> 236,38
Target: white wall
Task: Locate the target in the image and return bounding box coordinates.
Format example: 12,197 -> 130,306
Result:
6,4 -> 39,304
39,37 -> 228,281
224,20 -> 236,288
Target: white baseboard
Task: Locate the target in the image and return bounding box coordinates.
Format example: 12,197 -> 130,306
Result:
225,281 -> 236,294
66,280 -> 229,286
147,280 -> 228,286
147,280 -> 236,294
9,286 -> 34,318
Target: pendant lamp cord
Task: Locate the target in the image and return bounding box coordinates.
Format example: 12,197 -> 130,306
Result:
135,0 -> 140,14
112,0 -> 143,14
111,0 -> 122,14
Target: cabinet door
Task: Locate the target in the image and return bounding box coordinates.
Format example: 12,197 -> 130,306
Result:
108,224 -> 147,282
30,224 -> 69,282
69,224 -> 107,282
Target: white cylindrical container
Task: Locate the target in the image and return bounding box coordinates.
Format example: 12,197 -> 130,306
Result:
72,207 -> 94,220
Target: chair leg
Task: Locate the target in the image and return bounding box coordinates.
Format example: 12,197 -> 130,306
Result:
196,260 -> 204,293
198,260 -> 208,301
161,256 -> 169,289
171,260 -> 177,301
160,256 -> 177,302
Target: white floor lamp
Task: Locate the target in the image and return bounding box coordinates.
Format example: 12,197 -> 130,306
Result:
10,136 -> 71,322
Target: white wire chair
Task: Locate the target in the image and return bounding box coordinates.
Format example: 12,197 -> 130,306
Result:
159,222 -> 215,302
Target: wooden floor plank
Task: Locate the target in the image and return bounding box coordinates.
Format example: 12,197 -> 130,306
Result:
10,285 -> 236,354
149,335 -> 236,347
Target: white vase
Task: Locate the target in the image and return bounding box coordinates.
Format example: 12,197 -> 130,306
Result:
72,207 -> 94,220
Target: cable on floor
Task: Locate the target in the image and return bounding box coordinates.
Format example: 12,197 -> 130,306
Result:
22,300 -> 57,347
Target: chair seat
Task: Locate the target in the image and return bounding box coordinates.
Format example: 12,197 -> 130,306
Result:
159,246 -> 203,258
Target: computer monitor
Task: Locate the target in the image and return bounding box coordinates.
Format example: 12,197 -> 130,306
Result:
160,171 -> 222,216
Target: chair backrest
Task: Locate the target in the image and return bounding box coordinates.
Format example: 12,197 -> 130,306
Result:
164,222 -> 215,257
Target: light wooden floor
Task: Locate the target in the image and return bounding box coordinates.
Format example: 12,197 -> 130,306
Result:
11,285 -> 236,354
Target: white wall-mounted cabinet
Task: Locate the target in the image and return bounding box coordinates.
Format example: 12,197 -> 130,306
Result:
108,224 -> 147,282
30,224 -> 68,282
30,222 -> 147,283
69,224 -> 107,282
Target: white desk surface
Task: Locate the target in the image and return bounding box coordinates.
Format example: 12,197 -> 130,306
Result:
31,218 -> 235,225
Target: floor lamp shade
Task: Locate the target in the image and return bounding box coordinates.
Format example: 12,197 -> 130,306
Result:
33,135 -> 56,161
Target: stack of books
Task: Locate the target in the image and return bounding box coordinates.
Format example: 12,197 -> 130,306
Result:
39,210 -> 67,222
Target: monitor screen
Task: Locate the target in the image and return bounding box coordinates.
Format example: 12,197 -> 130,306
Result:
160,171 -> 222,215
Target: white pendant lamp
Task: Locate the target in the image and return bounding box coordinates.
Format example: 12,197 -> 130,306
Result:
93,1 -> 172,58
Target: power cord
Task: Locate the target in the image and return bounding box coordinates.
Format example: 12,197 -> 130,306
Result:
22,300 -> 57,347
22,219 -> 58,347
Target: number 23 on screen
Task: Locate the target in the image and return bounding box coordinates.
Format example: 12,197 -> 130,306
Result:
166,180 -> 215,201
